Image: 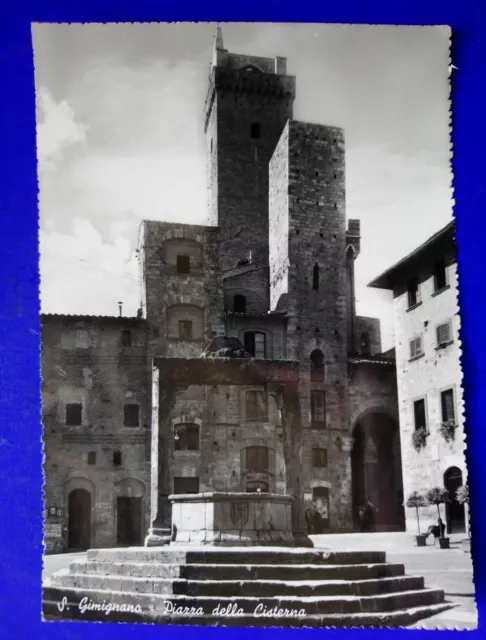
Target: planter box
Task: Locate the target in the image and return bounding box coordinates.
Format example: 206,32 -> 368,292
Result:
439,537 -> 450,549
415,534 -> 427,547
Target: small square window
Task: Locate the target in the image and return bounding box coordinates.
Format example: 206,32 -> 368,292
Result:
124,404 -> 140,427
66,403 -> 82,426
121,330 -> 132,346
113,451 -> 122,466
174,424 -> 199,451
179,320 -> 193,340
176,255 -> 190,274
87,451 -> 96,465
436,322 -> 451,346
410,336 -> 423,359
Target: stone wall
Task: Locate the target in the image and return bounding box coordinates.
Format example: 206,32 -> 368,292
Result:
42,315 -> 150,550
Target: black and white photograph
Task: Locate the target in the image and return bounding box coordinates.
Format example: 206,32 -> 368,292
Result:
36,22 -> 476,628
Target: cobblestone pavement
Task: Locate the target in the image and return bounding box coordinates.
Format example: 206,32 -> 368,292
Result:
312,532 -> 478,629
43,532 -> 478,630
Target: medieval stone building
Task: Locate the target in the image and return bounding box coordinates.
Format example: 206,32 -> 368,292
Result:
42,28 -> 403,552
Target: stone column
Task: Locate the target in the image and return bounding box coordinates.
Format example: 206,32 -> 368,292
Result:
145,381 -> 176,546
280,384 -> 313,548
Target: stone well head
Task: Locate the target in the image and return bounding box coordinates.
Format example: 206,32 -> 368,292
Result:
170,492 -> 297,547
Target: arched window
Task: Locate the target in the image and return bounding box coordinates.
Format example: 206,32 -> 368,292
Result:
251,122 -> 261,139
234,294 -> 247,313
310,349 -> 325,382
313,263 -> 319,290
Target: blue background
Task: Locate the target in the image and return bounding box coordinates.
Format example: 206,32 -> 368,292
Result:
0,0 -> 484,637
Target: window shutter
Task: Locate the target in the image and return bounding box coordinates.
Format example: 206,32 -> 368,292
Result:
437,323 -> 451,346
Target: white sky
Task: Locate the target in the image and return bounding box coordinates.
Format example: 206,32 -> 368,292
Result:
33,23 -> 452,352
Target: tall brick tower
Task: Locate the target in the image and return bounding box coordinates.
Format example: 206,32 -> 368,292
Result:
204,26 -> 296,273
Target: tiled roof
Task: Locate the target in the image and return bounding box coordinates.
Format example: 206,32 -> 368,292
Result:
348,355 -> 396,366
41,313 -> 145,322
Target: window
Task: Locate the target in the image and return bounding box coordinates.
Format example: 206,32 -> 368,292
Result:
173,477 -> 199,494
121,330 -> 132,346
113,451 -> 122,466
310,349 -> 325,382
433,258 -> 447,292
312,447 -> 328,468
360,332 -> 371,356
409,336 -> 423,359
244,332 -> 266,358
311,391 -> 326,427
179,320 -> 193,340
436,322 -> 451,347
87,451 -> 96,465
251,122 -> 261,139
441,389 -> 456,425
313,263 -> 319,291
66,403 -> 82,426
234,295 -> 246,313
176,254 -> 190,274
407,278 -> 420,308
174,424 -> 199,451
246,446 -> 269,472
246,391 -> 267,422
413,399 -> 427,431
124,404 -> 140,427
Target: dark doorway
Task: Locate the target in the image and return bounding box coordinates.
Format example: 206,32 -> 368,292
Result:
116,497 -> 143,546
68,489 -> 91,550
351,413 -> 405,532
444,467 -> 466,534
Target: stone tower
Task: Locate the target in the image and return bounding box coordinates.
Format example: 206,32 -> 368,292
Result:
204,26 -> 296,275
269,120 -> 352,528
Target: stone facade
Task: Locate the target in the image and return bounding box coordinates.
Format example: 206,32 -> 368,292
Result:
370,222 -> 469,535
42,28 -> 403,549
42,315 -> 150,552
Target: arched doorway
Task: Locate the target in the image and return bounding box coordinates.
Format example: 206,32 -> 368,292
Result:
444,467 -> 466,533
351,411 -> 405,531
68,489 -> 91,550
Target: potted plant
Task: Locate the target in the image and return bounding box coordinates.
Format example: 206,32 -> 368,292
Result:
439,420 -> 456,443
406,491 -> 428,546
426,486 -> 450,549
456,484 -> 470,552
412,427 -> 428,453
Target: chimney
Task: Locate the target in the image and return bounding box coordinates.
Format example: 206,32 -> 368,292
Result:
118,301 -> 123,317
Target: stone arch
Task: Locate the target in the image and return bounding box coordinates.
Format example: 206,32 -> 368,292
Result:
242,64 -> 263,73
350,402 -> 398,436
64,476 -> 95,550
443,466 -> 466,533
351,409 -> 404,531
310,348 -> 325,382
114,477 -> 146,499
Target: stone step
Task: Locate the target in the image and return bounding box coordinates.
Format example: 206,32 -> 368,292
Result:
69,560 -> 405,582
42,583 -> 445,616
51,572 -> 424,597
87,547 -> 387,566
42,585 -> 452,626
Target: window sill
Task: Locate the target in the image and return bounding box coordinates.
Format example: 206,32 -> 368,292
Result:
406,301 -> 422,313
431,284 -> 450,298
435,340 -> 454,351
409,353 -> 425,363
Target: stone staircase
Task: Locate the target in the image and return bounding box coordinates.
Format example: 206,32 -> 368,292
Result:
43,547 -> 455,627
